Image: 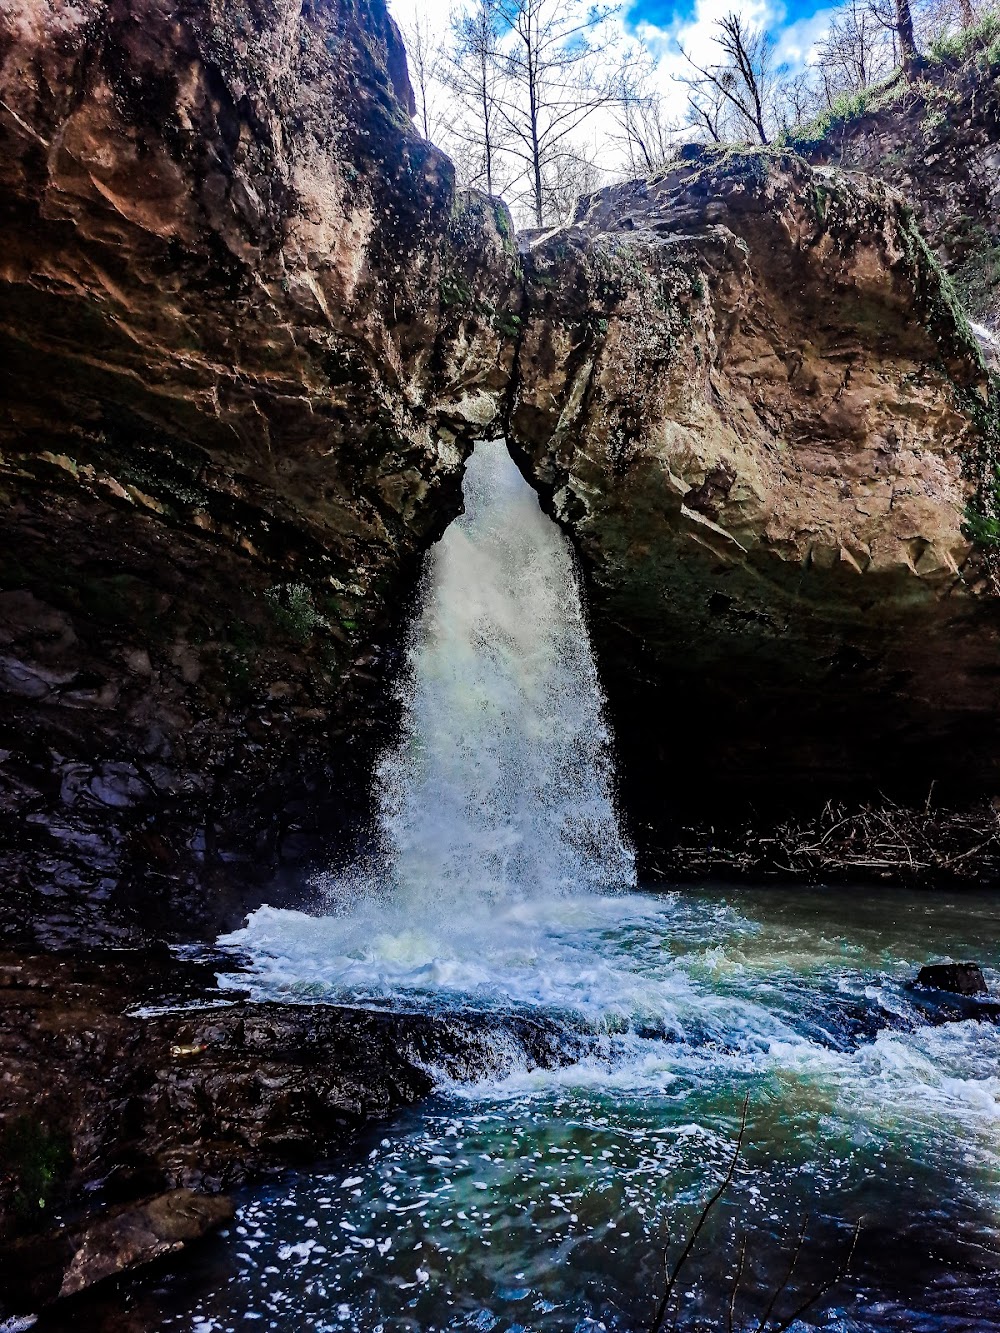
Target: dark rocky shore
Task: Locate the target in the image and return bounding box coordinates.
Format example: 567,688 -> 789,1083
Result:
0,946 -> 582,1316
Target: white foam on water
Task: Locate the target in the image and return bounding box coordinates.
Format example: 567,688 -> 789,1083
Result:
181,441 -> 1000,1330
219,891 -> 784,1034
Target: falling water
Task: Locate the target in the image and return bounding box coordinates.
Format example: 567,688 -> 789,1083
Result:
220,439 -> 635,1012
972,320 -> 1000,369
369,437 -> 634,910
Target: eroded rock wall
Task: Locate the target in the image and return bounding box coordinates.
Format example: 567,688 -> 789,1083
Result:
0,0 -> 520,944
506,148 -> 1000,844
3,0 -> 999,924
802,52 -> 1000,329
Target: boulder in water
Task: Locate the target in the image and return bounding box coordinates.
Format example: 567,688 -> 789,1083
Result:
907,962 -> 1000,1026
916,963 -> 989,996
0,1189 -> 234,1308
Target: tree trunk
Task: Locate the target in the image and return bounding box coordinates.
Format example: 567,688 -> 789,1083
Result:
480,53 -> 494,197
529,76 -> 543,225
894,0 -> 920,78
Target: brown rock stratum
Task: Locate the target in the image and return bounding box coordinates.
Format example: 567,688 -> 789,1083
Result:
509,150 -> 1000,841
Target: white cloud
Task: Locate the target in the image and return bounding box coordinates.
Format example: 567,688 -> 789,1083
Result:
388,0 -> 453,35
386,0 -> 840,220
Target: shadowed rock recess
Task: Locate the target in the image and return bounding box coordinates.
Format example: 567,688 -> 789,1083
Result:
509,148 -> 1000,857
2,0 -> 1000,940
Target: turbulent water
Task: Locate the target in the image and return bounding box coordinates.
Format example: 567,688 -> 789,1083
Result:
88,889 -> 1000,1333
92,443 -> 1000,1331
331,436 -> 634,913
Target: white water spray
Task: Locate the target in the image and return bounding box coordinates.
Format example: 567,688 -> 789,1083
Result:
220,441 -> 635,1008
366,437 -> 634,910
972,320 -> 1000,368
196,453 -> 1000,1333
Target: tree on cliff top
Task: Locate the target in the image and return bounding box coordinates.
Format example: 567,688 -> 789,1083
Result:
679,12 -> 783,145
446,0 -> 508,198
894,0 -> 923,74
490,0 -> 622,226
398,12 -> 450,143
395,0 -> 999,223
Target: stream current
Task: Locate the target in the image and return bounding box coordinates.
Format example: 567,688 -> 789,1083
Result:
105,443 -> 1000,1330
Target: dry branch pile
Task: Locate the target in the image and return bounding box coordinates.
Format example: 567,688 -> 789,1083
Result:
645,792 -> 1000,884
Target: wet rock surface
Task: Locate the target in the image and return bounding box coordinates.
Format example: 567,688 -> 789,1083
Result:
907,959 -> 1000,1023
0,1188 -> 236,1309
0,0 -> 519,946
0,947 -> 580,1315
916,961 -> 990,995
803,53 -> 1000,329
506,147 -> 1000,842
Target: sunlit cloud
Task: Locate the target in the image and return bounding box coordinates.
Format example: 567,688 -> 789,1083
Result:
386,0 -> 841,218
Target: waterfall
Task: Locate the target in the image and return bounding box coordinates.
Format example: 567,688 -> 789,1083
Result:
368,437 -> 634,911
971,320 -> 1000,369
218,439 -> 635,1009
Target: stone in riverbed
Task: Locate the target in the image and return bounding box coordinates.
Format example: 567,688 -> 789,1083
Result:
0,1188 -> 234,1309
907,961 -> 1000,1026
916,962 -> 989,995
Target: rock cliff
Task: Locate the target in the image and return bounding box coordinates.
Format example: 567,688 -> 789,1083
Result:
2,0 -> 1000,946
799,33 -> 1000,330
507,148 -> 1000,844
4,0 -> 1000,1304
0,0 -> 518,945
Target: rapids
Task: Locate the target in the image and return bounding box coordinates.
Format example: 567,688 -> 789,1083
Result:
74,887 -> 1000,1333
82,442 -> 1000,1331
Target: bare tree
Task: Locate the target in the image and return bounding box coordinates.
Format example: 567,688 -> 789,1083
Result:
679,13 -> 780,146
492,0 -> 619,226
685,78 -> 729,143
399,13 -> 449,143
893,0 -> 922,75
776,69 -> 820,132
546,147 -> 604,222
610,54 -> 679,176
813,0 -> 895,99
446,0 -> 508,197
915,0 -> 983,45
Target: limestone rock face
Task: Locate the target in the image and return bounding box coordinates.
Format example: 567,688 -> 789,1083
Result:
506,149 -> 1000,834
0,0 -> 519,942
3,0 -> 1000,920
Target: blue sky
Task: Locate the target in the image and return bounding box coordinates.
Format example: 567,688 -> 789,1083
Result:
625,0 -> 831,33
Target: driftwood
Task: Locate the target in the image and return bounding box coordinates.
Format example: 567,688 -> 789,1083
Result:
645,790 -> 1000,884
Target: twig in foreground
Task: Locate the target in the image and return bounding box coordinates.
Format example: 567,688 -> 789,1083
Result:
649,1092 -> 751,1333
